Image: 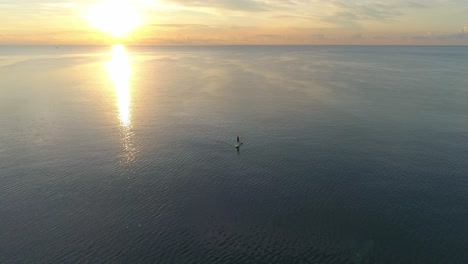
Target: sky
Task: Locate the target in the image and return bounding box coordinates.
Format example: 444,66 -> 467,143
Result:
0,0 -> 467,45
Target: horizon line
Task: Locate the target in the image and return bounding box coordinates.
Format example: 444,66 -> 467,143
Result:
1,43 -> 467,47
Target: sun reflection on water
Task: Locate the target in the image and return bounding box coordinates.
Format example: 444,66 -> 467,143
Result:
109,44 -> 131,126
107,44 -> 136,164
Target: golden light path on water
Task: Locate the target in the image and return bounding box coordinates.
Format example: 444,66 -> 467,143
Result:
107,44 -> 136,164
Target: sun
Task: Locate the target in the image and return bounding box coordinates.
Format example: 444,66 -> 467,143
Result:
85,0 -> 141,38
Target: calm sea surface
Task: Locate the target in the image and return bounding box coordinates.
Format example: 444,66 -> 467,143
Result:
1,45 -> 467,263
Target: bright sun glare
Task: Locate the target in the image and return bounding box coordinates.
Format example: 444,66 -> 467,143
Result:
86,0 -> 141,38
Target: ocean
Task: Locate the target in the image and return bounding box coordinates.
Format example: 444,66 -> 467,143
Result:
1,45 -> 467,263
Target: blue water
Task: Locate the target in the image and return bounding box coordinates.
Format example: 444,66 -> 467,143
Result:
1,45 -> 467,263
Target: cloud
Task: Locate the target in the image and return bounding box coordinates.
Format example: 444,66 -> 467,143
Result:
270,14 -> 318,21
373,35 -> 388,40
463,24 -> 468,33
410,34 -> 431,40
326,1 -> 403,21
160,0 -> 322,13
311,33 -> 325,39
320,0 -> 461,23
352,33 -> 365,39
147,23 -> 213,29
437,33 -> 468,40
255,34 -> 285,39
154,0 -> 458,30
0,1 -> 76,15
407,30 -> 468,41
157,0 -> 440,29
160,0 -> 270,11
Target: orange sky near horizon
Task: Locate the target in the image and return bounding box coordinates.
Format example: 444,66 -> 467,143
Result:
0,0 -> 467,45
